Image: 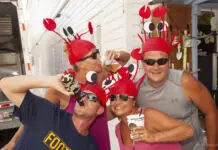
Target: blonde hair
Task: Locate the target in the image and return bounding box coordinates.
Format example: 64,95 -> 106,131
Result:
62,42 -> 80,72
62,42 -> 68,58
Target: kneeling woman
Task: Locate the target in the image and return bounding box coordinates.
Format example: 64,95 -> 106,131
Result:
109,78 -> 194,150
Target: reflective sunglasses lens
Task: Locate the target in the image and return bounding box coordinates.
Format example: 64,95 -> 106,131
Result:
119,94 -> 129,101
91,53 -> 98,59
91,49 -> 99,59
110,94 -> 117,101
80,92 -> 87,98
143,59 -> 155,66
87,93 -> 98,102
157,58 -> 168,65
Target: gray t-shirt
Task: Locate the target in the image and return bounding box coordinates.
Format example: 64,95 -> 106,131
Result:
137,69 -> 206,150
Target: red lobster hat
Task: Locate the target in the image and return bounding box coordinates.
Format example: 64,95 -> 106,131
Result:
82,83 -> 107,107
109,77 -> 138,97
131,5 -> 182,60
104,64 -> 146,99
43,18 -> 95,65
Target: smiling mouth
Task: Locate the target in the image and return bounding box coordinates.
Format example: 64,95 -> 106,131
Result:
115,106 -> 122,110
151,72 -> 162,75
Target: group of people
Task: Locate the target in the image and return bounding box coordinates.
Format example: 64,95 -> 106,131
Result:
1,4 -> 218,150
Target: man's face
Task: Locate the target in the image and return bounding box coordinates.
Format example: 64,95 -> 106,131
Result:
142,51 -> 170,87
79,49 -> 102,73
74,90 -> 103,119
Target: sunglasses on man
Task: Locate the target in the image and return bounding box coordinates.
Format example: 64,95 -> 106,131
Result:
110,94 -> 134,102
143,58 -> 169,66
77,91 -> 101,104
79,49 -> 100,61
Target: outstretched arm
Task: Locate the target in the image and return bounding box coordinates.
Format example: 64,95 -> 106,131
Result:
182,71 -> 218,150
0,75 -> 69,107
0,76 -> 69,150
132,107 -> 194,143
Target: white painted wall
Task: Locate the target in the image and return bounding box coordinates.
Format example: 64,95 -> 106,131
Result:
19,0 -> 157,149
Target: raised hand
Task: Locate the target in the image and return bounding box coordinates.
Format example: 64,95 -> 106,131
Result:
130,127 -> 155,143
105,50 -> 120,60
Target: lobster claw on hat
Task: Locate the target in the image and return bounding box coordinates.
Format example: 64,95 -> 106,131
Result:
43,18 -> 56,31
152,5 -> 167,18
131,48 -> 142,60
139,5 -> 151,19
88,22 -> 93,34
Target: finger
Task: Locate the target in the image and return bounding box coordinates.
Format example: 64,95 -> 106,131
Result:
110,52 -> 115,60
106,50 -> 113,59
59,88 -> 71,96
108,53 -> 113,60
131,131 -> 144,136
105,50 -> 110,56
69,92 -> 75,96
57,81 -> 71,96
114,51 -> 120,59
134,137 -> 144,142
134,127 -> 145,132
130,132 -> 144,140
57,74 -> 65,84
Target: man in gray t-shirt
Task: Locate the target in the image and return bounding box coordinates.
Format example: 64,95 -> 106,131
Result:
131,40 -> 217,150
130,7 -> 217,149
129,4 -> 217,149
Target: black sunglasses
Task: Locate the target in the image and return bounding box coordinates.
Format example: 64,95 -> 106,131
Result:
79,49 -> 100,61
79,91 -> 99,103
143,58 -> 169,66
110,94 -> 134,102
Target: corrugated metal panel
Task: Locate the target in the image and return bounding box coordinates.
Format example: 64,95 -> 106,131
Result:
0,16 -> 13,43
0,52 -> 17,65
0,16 -> 13,36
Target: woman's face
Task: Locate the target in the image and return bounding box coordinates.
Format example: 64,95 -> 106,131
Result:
110,94 -> 136,117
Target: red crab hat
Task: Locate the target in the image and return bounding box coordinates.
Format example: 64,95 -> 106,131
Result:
131,5 -> 182,60
43,18 -> 95,65
104,62 -> 147,99
109,77 -> 138,97
82,83 -> 107,107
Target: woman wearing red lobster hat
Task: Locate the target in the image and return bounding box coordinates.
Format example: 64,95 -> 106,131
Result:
107,76 -> 194,150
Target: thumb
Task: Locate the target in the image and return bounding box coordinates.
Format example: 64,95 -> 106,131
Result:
57,85 -> 71,96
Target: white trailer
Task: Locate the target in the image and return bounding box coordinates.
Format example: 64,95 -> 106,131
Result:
0,0 -> 29,147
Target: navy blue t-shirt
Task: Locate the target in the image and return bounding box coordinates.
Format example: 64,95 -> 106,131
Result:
14,91 -> 99,150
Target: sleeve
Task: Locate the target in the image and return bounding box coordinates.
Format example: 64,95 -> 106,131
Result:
17,91 -> 54,125
13,105 -> 20,117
